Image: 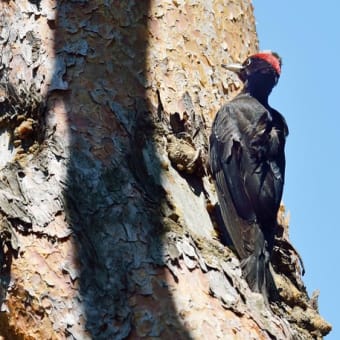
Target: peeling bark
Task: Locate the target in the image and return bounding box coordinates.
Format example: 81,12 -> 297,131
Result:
0,1 -> 331,339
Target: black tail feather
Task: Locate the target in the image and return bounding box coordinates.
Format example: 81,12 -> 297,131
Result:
241,248 -> 279,303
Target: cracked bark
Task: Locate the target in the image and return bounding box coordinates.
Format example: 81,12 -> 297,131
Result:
0,0 -> 331,339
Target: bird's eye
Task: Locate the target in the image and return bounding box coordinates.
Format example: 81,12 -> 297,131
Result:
245,58 -> 252,66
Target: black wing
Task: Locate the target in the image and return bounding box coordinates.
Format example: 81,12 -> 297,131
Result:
209,94 -> 287,258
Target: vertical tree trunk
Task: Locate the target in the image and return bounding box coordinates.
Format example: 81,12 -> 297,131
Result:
0,1 -> 331,339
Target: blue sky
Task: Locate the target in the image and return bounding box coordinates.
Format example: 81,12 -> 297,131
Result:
253,1 -> 339,338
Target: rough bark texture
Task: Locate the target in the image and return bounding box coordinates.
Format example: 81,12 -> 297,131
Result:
0,1 -> 331,339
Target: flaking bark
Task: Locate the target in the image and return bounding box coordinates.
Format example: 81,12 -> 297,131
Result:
0,1 -> 331,339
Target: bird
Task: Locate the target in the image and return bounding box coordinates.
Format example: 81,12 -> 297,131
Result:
209,51 -> 288,301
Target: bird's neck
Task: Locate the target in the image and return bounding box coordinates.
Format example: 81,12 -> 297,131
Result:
243,86 -> 270,107
242,74 -> 276,107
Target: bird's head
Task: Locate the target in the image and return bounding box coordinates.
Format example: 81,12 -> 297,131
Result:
222,51 -> 282,86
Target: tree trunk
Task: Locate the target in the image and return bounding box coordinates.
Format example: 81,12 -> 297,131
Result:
0,0 -> 331,339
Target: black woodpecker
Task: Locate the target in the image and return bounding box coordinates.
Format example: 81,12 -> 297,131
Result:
209,51 -> 288,301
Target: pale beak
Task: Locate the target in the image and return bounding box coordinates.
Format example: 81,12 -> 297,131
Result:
221,63 -> 244,74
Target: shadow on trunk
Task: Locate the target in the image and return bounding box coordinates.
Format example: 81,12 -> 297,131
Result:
53,1 -> 193,338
